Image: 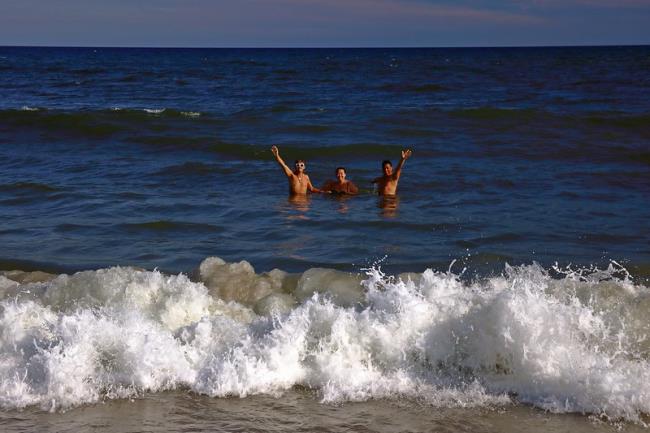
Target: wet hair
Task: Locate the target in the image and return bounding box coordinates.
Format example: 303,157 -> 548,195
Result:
335,166 -> 346,173
382,160 -> 392,168
294,159 -> 306,165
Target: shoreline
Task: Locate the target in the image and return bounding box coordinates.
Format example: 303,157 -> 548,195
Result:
1,389 -> 645,432
2,255 -> 649,285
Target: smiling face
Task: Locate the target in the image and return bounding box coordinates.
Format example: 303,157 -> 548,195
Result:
336,168 -> 346,183
382,161 -> 393,176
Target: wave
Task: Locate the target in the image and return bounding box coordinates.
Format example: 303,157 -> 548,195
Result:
449,107 -> 541,121
151,161 -> 220,176
269,104 -> 297,113
387,127 -> 441,138
377,83 -> 445,93
455,233 -> 524,248
143,108 -> 166,114
585,113 -> 650,131
1,258 -> 649,421
279,124 -> 332,134
1,107 -> 648,166
129,108 -> 203,118
130,135 -> 215,150
118,74 -> 139,82
273,68 -> 299,78
0,107 -> 205,122
398,105 -> 650,134
119,220 -> 223,234
0,108 -> 208,139
0,182 -> 61,193
207,142 -> 406,161
5,105 -> 647,132
69,67 -> 108,75
226,59 -> 271,67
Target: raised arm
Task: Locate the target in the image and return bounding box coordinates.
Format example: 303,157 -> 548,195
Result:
271,145 -> 293,178
393,149 -> 412,180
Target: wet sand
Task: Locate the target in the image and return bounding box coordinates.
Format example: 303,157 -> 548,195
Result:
1,390 -> 645,433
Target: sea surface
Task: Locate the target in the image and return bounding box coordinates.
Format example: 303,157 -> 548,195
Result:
1,46 -> 650,430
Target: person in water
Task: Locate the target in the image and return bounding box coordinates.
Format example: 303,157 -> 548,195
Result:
322,167 -> 359,195
372,149 -> 412,195
271,145 -> 323,194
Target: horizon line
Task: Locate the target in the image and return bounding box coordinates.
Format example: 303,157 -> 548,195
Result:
1,43 -> 649,50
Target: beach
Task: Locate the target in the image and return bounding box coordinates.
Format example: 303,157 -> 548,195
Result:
3,390 -> 647,432
1,46 -> 649,430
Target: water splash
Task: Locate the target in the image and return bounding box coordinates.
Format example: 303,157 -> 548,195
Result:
1,258 -> 649,422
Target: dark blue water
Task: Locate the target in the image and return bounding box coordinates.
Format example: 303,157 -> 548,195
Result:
1,46 -> 649,276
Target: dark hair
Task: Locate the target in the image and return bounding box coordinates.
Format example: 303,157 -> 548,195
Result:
294,159 -> 306,164
335,166 -> 346,173
382,160 -> 392,168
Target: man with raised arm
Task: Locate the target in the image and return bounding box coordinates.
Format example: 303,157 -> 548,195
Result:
271,145 -> 323,195
372,149 -> 412,195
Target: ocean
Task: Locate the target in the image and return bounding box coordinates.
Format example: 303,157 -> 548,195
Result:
0,46 -> 649,431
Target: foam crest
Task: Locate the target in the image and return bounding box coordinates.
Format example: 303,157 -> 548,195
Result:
40,266 -> 253,330
196,257 -> 362,311
0,260 -> 649,421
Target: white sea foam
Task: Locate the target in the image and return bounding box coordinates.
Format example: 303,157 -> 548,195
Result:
1,259 -> 649,421
181,111 -> 201,117
143,108 -> 165,114
20,106 -> 39,111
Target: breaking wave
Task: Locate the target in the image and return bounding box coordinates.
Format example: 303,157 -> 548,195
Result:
1,258 -> 649,421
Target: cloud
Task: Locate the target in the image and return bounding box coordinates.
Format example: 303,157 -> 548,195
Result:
90,0 -> 544,45
515,0 -> 650,7
1,0 -> 647,46
151,0 -> 544,35
234,0 -> 542,25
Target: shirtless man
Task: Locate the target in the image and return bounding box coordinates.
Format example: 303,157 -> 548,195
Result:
372,149 -> 412,195
271,145 -> 323,194
322,167 -> 359,195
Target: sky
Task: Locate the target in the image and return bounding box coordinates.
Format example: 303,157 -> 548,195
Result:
1,0 -> 649,47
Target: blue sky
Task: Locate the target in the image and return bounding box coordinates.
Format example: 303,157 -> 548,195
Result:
1,0 -> 649,47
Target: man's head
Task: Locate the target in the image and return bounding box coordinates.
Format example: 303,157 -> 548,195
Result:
294,159 -> 306,173
336,167 -> 346,183
382,160 -> 393,176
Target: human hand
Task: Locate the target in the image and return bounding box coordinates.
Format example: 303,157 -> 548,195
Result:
271,145 -> 279,157
402,149 -> 412,159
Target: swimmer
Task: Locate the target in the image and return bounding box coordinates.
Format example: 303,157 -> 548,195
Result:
372,149 -> 412,195
271,145 -> 323,195
322,167 -> 359,195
